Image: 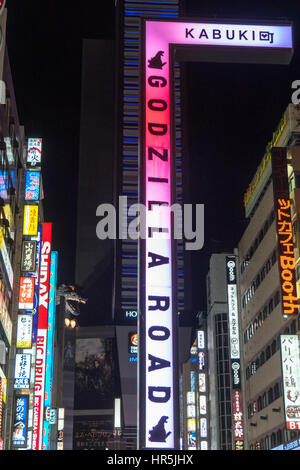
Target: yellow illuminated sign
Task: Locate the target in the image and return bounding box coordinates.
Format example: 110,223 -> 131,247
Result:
23,205 -> 39,236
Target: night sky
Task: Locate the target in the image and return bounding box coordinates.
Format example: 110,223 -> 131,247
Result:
5,0 -> 300,315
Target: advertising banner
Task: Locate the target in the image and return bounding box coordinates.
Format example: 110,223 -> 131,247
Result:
28,227 -> 42,344
23,205 -> 39,236
21,240 -> 37,273
25,171 -> 41,201
11,395 -> 28,448
18,277 -> 35,309
27,138 -> 42,168
271,148 -> 298,316
42,251 -> 58,450
32,222 -> 52,450
14,354 -> 31,390
16,314 -> 33,348
281,335 -> 300,430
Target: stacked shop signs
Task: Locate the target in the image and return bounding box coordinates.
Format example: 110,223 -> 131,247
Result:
280,335 -> 300,431
197,330 -> 208,450
12,140 -> 56,450
271,147 -> 299,316
185,332 -> 209,450
226,256 -> 244,450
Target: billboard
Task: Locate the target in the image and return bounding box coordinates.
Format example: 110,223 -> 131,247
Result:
74,337 -> 114,410
16,314 -> 33,349
32,223 -> 52,450
139,17 -> 293,449
232,389 -> 244,449
271,148 -> 298,316
28,228 -> 42,344
11,395 -> 29,448
281,335 -> 300,431
14,354 -> 31,390
25,170 -> 41,201
27,138 -> 42,168
23,205 -> 39,236
21,240 -> 37,273
42,251 -> 58,450
73,416 -> 113,450
18,277 -> 35,309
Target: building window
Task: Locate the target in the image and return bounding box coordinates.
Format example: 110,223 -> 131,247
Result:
274,383 -> 280,400
268,387 -> 274,404
271,340 -> 276,355
266,345 -> 271,360
271,433 -> 276,448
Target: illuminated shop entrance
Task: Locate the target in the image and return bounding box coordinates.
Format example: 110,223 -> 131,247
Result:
138,18 -> 293,449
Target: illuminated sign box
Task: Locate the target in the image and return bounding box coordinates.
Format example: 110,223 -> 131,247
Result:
25,170 -> 41,201
23,205 -> 39,236
12,395 -> 29,448
16,315 -> 33,348
19,277 -> 35,309
27,138 -> 42,168
21,240 -> 37,273
281,335 -> 300,431
271,148 -> 298,315
139,17 -> 293,449
14,354 -> 31,389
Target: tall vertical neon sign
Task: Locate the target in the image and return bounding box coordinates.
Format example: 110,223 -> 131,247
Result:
32,223 -> 52,450
139,18 -> 292,449
42,251 -> 58,450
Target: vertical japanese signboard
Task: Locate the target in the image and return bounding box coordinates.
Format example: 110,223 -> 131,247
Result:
11,395 -> 29,448
23,205 -> 39,236
27,138 -> 42,168
271,147 -> 299,316
16,315 -> 33,349
280,335 -> 300,431
18,277 -> 35,309
21,240 -> 37,273
139,17 -> 292,449
226,256 -> 243,449
32,223 -> 52,450
42,251 -> 58,450
25,171 -> 41,201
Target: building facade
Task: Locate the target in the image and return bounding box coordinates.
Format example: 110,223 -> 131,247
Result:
206,253 -> 245,450
238,104 -> 300,450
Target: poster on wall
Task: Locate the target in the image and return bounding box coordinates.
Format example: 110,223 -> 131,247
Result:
74,337 -> 114,410
73,416 -> 113,450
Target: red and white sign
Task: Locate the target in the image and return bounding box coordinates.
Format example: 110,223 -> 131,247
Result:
32,223 -> 52,451
18,277 -> 35,309
232,389 -> 244,441
281,335 -> 300,430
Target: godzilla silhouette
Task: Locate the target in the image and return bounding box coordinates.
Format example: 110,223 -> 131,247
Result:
148,416 -> 171,442
148,51 -> 167,70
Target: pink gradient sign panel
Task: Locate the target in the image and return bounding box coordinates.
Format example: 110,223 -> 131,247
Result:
142,19 -> 292,449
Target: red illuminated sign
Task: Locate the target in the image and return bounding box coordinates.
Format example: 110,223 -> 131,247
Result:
18,277 -> 35,309
232,389 -> 244,445
32,223 -> 52,451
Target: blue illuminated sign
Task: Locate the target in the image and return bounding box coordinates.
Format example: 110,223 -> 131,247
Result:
25,170 -> 41,200
12,395 -> 28,448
